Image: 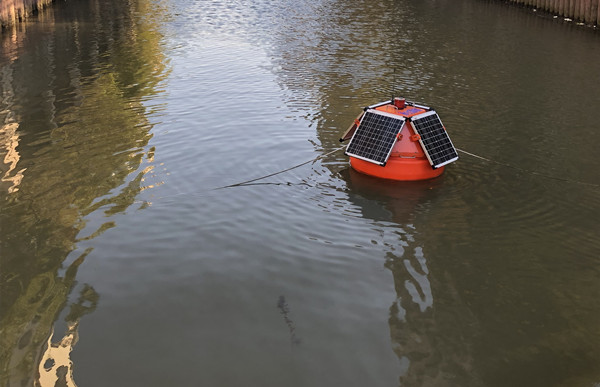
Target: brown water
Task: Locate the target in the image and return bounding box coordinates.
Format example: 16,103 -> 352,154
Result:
1,0 -> 599,386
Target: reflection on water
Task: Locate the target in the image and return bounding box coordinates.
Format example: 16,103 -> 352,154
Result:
2,0 -> 600,385
0,0 -> 168,384
37,285 -> 98,387
342,169 -> 462,384
0,121 -> 22,194
277,295 -> 302,347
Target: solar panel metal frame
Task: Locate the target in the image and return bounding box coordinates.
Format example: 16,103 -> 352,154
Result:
367,100 -> 393,110
410,110 -> 458,169
345,109 -> 406,166
410,102 -> 431,110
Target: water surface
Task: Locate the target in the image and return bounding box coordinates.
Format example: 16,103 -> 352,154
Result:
1,1 -> 599,386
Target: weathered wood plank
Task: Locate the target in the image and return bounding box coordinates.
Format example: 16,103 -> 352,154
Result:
584,0 -> 593,22
493,0 -> 598,24
590,0 -> 598,24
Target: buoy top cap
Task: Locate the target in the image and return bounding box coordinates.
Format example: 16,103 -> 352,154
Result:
374,103 -> 427,118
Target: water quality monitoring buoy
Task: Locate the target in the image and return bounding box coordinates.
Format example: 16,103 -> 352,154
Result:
340,98 -> 459,181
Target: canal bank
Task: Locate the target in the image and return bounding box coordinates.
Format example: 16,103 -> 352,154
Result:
496,0 -> 599,26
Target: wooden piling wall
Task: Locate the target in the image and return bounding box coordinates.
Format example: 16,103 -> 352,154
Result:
503,0 -> 600,25
0,0 -> 54,28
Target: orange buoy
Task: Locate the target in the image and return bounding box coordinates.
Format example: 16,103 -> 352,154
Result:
340,98 -> 457,181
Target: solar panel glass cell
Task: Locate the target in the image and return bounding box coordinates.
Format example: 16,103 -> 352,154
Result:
345,110 -> 405,166
410,111 -> 458,168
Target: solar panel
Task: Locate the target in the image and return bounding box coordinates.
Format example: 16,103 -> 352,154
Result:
410,111 -> 458,168
345,109 -> 406,166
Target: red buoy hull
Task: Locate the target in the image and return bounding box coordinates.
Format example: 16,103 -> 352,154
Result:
350,156 -> 444,181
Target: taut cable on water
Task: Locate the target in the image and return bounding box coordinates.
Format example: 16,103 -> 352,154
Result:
455,148 -> 600,188
218,145 -> 598,190
129,144 -> 597,208
213,145 -> 348,190
125,146 -> 348,207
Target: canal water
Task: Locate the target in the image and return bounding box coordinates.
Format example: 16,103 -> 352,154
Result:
1,0 -> 599,386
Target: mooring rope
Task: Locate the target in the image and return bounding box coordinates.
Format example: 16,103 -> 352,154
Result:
131,144 -> 597,208
212,145 -> 348,190
110,145 -> 349,208
8,144 -> 594,215
216,145 -> 597,190
190,144 -> 600,192
455,148 -> 600,188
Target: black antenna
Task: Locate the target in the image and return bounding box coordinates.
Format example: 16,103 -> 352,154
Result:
391,68 -> 396,103
393,67 -> 398,99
